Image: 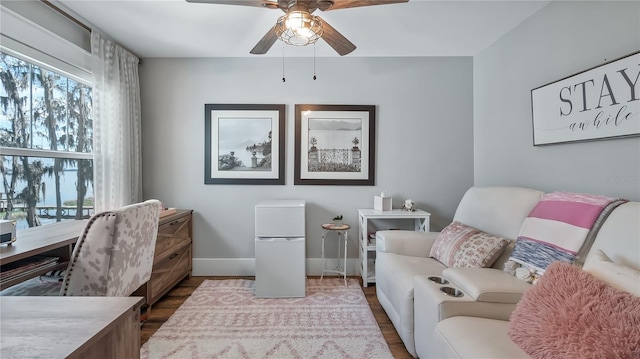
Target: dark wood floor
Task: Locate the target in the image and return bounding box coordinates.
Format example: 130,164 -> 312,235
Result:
141,276 -> 413,358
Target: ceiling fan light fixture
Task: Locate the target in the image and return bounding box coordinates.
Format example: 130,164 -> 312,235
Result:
276,11 -> 323,46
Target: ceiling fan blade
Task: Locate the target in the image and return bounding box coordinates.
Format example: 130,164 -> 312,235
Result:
317,17 -> 356,56
250,25 -> 279,54
185,0 -> 280,9
320,0 -> 408,11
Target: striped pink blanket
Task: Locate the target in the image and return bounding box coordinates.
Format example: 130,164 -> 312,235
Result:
509,192 -> 626,273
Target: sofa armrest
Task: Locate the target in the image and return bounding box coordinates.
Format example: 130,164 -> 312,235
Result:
414,274 -> 519,356
376,230 -> 439,257
442,267 -> 532,304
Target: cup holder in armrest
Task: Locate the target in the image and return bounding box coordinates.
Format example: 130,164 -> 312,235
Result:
427,276 -> 449,285
440,286 -> 464,297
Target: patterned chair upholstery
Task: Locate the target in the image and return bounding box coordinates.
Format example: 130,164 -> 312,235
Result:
1,200 -> 161,297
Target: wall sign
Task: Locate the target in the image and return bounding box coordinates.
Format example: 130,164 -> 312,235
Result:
531,51 -> 640,145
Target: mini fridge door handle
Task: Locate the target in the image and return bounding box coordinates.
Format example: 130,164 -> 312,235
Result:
256,237 -> 304,242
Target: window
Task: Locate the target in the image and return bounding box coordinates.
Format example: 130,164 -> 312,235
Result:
0,51 -> 93,229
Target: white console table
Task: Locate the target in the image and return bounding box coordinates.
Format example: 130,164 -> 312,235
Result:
357,209 -> 431,287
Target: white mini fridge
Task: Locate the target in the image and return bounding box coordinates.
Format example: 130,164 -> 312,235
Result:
254,200 -> 306,298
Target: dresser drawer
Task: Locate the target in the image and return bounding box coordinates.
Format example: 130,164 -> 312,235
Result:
155,215 -> 191,263
149,242 -> 191,304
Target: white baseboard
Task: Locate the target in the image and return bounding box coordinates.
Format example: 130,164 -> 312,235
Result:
192,258 -> 360,277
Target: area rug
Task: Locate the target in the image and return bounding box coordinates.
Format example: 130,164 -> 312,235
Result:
141,278 -> 393,359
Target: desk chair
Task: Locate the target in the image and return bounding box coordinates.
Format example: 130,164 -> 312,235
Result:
1,200 -> 161,297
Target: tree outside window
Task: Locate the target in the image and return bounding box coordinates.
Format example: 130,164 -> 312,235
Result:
0,52 -> 94,229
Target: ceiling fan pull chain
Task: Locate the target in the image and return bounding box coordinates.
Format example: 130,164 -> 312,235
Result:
313,43 -> 317,80
282,44 -> 286,82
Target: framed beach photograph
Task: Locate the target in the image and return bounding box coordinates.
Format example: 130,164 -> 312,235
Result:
205,104 -> 285,185
294,104 -> 376,185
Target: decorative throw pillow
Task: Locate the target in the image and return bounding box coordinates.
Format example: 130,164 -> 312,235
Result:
583,249 -> 640,296
429,221 -> 509,268
508,262 -> 640,358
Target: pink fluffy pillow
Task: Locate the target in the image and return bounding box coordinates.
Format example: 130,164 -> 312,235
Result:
508,262 -> 640,358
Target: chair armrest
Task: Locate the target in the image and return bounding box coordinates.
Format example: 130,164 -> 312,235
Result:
442,267 -> 532,304
376,230 -> 439,257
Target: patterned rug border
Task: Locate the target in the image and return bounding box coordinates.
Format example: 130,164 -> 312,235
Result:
142,278 -> 393,359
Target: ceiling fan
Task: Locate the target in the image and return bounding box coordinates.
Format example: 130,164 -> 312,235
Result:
185,0 -> 409,56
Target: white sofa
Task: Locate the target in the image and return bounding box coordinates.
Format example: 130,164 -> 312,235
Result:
428,201 -> 640,358
375,186 -> 544,357
376,186 -> 639,358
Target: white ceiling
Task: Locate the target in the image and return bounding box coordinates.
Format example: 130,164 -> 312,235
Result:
57,0 -> 551,58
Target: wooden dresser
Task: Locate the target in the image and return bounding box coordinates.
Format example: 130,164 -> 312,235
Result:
137,209 -> 193,309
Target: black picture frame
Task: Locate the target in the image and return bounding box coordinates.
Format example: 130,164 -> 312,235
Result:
205,104 -> 285,185
294,104 -> 376,186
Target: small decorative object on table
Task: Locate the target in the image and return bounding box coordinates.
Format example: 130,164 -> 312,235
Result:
402,199 -> 416,212
0,219 -> 17,245
368,232 -> 376,245
159,202 -> 177,218
374,191 -> 392,211
332,215 -> 343,227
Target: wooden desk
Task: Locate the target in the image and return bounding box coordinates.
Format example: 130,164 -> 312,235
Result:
0,220 -> 87,290
1,220 -> 87,265
1,296 -> 143,359
1,211 -> 193,309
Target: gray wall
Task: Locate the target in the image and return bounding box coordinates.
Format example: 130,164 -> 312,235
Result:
139,57 -> 474,275
474,1 -> 640,200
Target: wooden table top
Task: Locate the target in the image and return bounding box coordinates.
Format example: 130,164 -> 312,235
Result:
321,223 -> 351,230
0,296 -> 144,359
0,220 -> 88,265
357,208 -> 431,218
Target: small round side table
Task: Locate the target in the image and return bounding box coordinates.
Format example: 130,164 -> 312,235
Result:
320,223 -> 350,286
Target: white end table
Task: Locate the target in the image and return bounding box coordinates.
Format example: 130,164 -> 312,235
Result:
357,209 -> 431,287
320,223 -> 351,286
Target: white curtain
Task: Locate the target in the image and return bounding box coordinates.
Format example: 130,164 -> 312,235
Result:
91,31 -> 143,212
